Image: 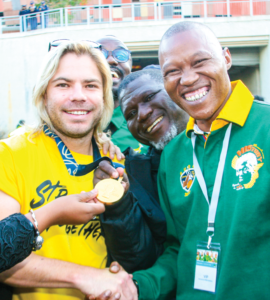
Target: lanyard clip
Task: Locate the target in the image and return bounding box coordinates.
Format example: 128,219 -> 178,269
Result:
207,235 -> 212,249
206,225 -> 215,249
206,230 -> 214,249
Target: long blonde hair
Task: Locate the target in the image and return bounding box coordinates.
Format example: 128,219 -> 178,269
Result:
31,41 -> 113,143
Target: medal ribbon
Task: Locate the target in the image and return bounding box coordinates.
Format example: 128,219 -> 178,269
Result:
191,123 -> 232,243
44,125 -> 123,176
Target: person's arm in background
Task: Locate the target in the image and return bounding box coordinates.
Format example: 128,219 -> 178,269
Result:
94,161 -> 166,273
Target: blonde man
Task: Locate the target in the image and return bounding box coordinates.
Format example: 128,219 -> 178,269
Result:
0,41 -> 137,300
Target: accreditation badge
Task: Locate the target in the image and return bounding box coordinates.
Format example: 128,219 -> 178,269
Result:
194,241 -> 221,293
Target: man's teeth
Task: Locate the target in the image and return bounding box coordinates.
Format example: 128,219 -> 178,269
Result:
111,71 -> 119,79
147,116 -> 163,133
185,90 -> 208,102
67,111 -> 88,115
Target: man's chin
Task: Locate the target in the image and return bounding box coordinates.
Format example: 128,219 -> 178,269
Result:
64,132 -> 92,139
149,124 -> 178,151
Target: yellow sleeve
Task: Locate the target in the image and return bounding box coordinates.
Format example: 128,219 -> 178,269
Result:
0,142 -> 22,204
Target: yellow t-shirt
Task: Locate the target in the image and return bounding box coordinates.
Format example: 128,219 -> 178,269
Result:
0,131 -> 124,300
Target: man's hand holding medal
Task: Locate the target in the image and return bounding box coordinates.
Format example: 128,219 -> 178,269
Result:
94,161 -> 129,205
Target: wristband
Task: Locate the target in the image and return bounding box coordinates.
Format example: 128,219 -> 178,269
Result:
29,209 -> 44,251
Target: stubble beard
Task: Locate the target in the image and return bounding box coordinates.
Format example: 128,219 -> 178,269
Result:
46,107 -> 103,140
149,124 -> 178,151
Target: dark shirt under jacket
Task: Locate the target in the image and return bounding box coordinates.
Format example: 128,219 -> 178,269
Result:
100,147 -> 166,273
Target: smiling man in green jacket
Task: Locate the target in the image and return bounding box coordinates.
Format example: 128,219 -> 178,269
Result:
83,21 -> 269,300
96,21 -> 270,300
130,21 -> 270,300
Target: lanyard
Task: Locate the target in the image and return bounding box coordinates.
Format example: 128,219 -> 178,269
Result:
43,124 -> 121,176
191,123 -> 232,248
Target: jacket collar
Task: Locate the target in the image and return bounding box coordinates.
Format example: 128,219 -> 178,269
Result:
111,106 -> 125,130
186,80 -> 254,138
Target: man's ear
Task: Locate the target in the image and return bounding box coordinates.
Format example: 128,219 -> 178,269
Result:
223,47 -> 232,71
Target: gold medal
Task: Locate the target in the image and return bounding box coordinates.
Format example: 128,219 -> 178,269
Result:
95,177 -> 124,204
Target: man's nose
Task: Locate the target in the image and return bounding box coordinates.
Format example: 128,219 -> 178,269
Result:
70,84 -> 87,101
137,104 -> 152,122
180,69 -> 199,86
107,53 -> 118,66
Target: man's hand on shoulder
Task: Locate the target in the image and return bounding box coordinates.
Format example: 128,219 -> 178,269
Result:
98,132 -> 125,161
94,160 -> 129,194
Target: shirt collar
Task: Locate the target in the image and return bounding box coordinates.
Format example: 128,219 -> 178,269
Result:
193,123 -> 208,135
186,80 -> 254,138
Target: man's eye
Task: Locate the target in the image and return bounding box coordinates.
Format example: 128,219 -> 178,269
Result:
164,69 -> 178,77
194,58 -> 207,65
145,93 -> 155,102
127,110 -> 136,120
57,83 -> 68,87
86,84 -> 97,88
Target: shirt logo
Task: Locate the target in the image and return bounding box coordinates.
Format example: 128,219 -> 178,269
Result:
232,144 -> 264,190
180,166 -> 196,196
134,143 -> 143,153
